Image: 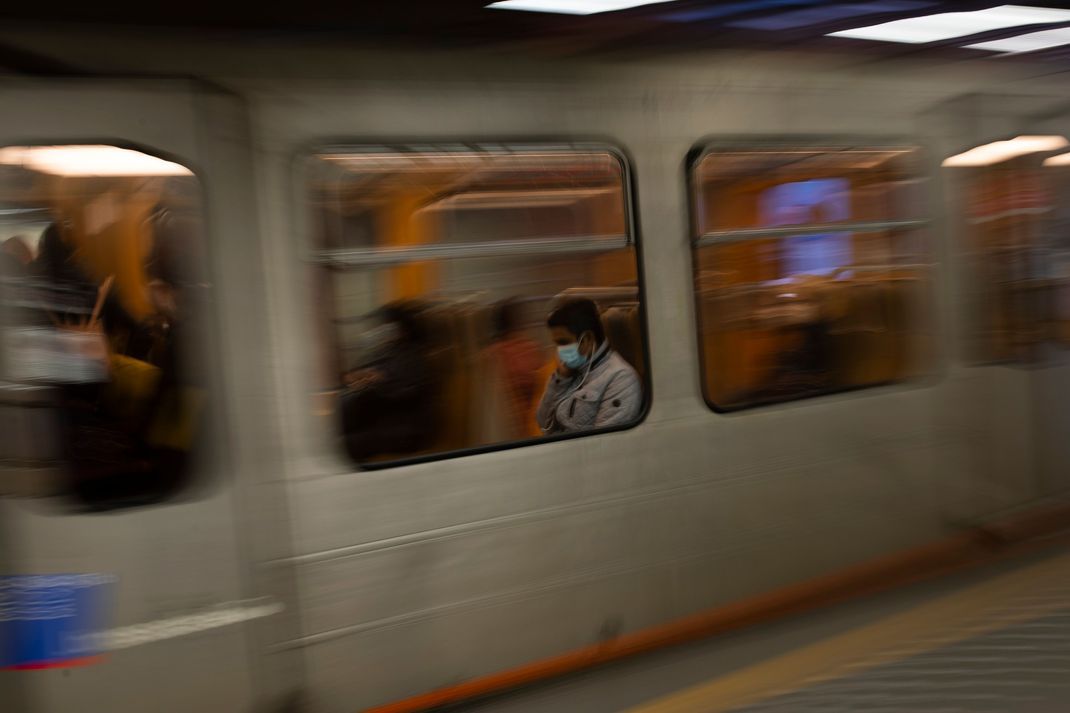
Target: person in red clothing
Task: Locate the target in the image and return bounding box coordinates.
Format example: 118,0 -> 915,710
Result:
485,298 -> 544,440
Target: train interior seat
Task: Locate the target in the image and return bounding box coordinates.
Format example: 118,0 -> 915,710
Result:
603,304 -> 644,382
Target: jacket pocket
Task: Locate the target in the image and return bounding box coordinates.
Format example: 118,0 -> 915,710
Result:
565,390 -> 599,427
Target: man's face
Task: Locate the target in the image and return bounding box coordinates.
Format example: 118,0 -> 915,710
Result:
551,326 -> 593,356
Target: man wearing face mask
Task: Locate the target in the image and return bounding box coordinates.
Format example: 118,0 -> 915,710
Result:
536,298 -> 642,435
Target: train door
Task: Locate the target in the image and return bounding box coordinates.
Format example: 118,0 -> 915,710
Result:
925,94 -> 1066,520
1025,110 -> 1070,498
0,81 -> 290,713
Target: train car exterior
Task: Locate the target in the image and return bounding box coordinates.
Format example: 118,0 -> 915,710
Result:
2,30 -> 1070,713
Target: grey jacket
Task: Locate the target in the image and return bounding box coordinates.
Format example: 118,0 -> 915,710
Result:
536,345 -> 642,434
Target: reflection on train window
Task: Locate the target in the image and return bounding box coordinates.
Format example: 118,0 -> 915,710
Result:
305,145 -> 646,465
0,145 -> 209,507
690,144 -> 931,410
947,153 -> 1069,364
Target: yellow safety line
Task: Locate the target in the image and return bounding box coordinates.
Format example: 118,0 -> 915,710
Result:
626,551 -> 1070,713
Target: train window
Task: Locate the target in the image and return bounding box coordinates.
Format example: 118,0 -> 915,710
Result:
0,145 -> 209,507
946,148 -> 1069,364
689,143 -> 931,410
304,144 -> 646,466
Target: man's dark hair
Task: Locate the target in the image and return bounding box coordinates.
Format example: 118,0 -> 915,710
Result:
547,298 -> 604,344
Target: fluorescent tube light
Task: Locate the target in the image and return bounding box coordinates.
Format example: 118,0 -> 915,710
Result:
828,5 -> 1070,44
487,0 -> 675,15
966,26 -> 1070,54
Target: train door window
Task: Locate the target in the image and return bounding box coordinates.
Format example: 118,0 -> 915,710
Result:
945,143 -> 1069,364
304,144 -> 646,466
689,143 -> 931,410
0,145 -> 209,507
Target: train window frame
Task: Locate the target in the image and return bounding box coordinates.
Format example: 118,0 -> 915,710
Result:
686,137 -> 936,414
297,140 -> 653,470
0,139 -> 219,508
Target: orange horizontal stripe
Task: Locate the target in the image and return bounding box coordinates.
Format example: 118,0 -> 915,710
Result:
363,501 -> 1070,713
4,655 -> 103,671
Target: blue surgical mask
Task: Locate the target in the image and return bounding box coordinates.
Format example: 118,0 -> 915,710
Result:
557,342 -> 587,369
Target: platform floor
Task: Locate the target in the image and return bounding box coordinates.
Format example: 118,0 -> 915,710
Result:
452,540 -> 1070,713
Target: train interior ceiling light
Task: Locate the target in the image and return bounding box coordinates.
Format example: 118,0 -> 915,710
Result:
942,136 -> 1069,167
828,5 -> 1070,44
487,0 -> 675,15
1043,151 -> 1070,166
0,145 -> 192,177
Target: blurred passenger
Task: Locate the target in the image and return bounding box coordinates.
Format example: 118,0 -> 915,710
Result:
123,214 -> 206,500
755,291 -> 831,399
340,301 -> 441,461
67,211 -> 204,506
45,233 -> 145,503
1,235 -> 32,274
484,298 -> 543,439
33,222 -> 93,317
33,223 -> 73,280
536,298 -> 641,434
0,236 -> 32,315
32,222 -> 147,352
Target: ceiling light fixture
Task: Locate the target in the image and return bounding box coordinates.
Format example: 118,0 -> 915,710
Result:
1043,152 -> 1070,166
965,26 -> 1070,54
828,5 -> 1070,44
487,0 -> 675,15
942,135 -> 1068,167
0,145 -> 192,177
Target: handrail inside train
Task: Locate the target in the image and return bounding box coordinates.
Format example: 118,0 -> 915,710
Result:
697,218 -> 929,245
315,233 -> 631,268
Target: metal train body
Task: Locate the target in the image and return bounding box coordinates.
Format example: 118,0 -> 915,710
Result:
2,28 -> 1070,713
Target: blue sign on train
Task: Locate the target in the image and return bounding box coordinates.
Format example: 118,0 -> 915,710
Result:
0,574 -> 116,669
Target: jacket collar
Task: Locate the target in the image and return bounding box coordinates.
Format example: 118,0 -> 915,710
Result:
590,341 -> 611,370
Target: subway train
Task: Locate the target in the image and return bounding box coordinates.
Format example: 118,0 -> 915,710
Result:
2,24 -> 1070,713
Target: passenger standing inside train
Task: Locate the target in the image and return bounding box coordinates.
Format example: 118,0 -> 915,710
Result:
485,298 -> 543,439
536,298 -> 642,434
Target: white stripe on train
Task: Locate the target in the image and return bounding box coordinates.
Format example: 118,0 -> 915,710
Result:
72,598 -> 284,652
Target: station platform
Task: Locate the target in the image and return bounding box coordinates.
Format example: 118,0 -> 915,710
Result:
449,539 -> 1070,713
